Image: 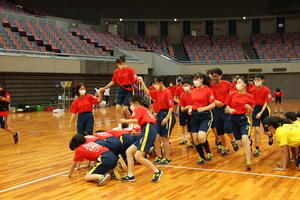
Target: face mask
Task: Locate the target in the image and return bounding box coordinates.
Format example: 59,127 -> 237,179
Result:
154,85 -> 160,90
183,86 -> 190,92
193,80 -> 201,87
254,81 -> 262,87
118,64 -> 125,69
236,84 -> 242,90
79,90 -> 86,95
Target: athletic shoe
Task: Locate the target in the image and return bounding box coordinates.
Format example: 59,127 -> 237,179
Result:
179,140 -> 187,145
206,153 -> 213,161
151,170 -> 163,182
97,173 -> 111,186
153,157 -> 163,165
268,136 -> 273,145
253,149 -> 261,157
197,158 -> 206,165
158,158 -> 172,165
187,144 -> 194,148
231,141 -> 239,151
121,175 -> 136,182
13,132 -> 19,144
246,163 -> 252,170
221,148 -> 229,156
217,145 -> 223,153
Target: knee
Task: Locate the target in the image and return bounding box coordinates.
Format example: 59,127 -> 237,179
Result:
116,105 -> 122,111
122,106 -> 129,113
198,132 -> 207,143
134,153 -> 142,162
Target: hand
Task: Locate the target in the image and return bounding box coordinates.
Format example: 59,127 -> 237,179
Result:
161,118 -> 169,125
120,119 -> 128,123
256,112 -> 262,119
188,107 -> 192,115
229,108 -> 236,114
197,107 -> 205,112
215,100 -> 223,107
100,87 -> 106,92
245,104 -> 252,111
136,76 -> 143,83
0,96 -> 4,101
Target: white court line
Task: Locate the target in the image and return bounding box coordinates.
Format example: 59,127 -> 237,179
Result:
0,170 -> 69,193
158,165 -> 300,180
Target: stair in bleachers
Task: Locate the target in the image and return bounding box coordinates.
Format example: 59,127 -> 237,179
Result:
173,43 -> 188,61
241,42 -> 258,59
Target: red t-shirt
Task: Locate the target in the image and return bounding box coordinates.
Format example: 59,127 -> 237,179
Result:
191,85 -> 215,110
180,92 -> 192,111
84,135 -> 99,143
174,86 -> 185,98
106,129 -> 130,138
168,85 -> 177,96
249,85 -> 272,106
131,105 -> 156,126
0,91 -> 10,117
274,91 -> 284,97
112,66 -> 137,86
93,132 -> 113,140
70,94 -> 99,114
150,88 -> 174,111
211,80 -> 232,104
225,91 -> 254,114
73,142 -> 109,162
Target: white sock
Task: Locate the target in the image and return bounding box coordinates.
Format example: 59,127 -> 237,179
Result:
154,169 -> 159,173
128,172 -> 134,177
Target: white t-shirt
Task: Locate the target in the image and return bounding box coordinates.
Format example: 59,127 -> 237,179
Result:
104,88 -> 110,96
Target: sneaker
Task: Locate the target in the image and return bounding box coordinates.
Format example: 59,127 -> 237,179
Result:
187,144 -> 194,148
268,136 -> 273,145
221,148 -> 229,156
97,173 -> 111,186
121,175 -> 136,182
153,157 -> 163,165
231,141 -> 239,151
179,140 -> 187,145
197,158 -> 206,165
246,163 -> 252,170
217,145 -> 223,153
151,170 -> 163,182
253,149 -> 261,157
206,153 -> 213,161
158,158 -> 172,165
13,132 -> 19,144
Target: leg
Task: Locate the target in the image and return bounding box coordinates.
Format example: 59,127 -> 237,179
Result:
122,106 -> 131,119
242,135 -> 251,165
154,134 -> 162,158
135,151 -> 158,172
161,137 -> 171,160
115,104 -> 123,128
179,125 -> 187,144
126,145 -> 137,177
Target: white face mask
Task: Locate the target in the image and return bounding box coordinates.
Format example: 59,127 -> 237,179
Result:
79,90 -> 86,95
236,84 -> 242,90
193,80 -> 202,87
254,81 -> 262,87
183,86 -> 190,92
154,85 -> 160,90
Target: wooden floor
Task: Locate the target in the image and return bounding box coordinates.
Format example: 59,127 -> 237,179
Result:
0,100 -> 300,200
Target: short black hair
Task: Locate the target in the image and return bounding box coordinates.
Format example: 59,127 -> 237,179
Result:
95,130 -> 105,133
263,116 -> 281,129
285,112 -> 297,122
154,76 -> 167,85
254,73 -> 265,80
297,112 -> 300,118
276,88 -> 281,92
75,84 -> 86,96
116,55 -> 126,64
129,95 -> 150,108
192,73 -> 212,86
69,134 -> 86,151
182,79 -> 191,85
121,123 -> 129,129
210,68 -> 223,76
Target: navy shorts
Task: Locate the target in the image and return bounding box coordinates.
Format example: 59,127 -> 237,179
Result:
95,137 -> 123,156
88,151 -> 118,175
116,86 -> 133,106
212,107 -> 233,135
252,105 -> 271,127
134,123 -> 157,153
0,116 -> 7,129
275,97 -> 281,104
120,133 -> 134,151
179,110 -> 192,132
156,110 -> 176,138
77,112 -> 94,135
190,110 -> 213,133
231,114 -> 251,140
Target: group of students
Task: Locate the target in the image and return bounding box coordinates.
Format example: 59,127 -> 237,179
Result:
67,56 -> 299,186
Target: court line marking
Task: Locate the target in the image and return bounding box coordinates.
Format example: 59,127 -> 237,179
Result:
0,170 -> 69,193
158,165 -> 300,180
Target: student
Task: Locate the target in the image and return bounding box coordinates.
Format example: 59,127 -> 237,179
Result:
0,83 -> 19,144
263,116 -> 300,170
68,134 -> 118,186
179,79 -> 193,146
100,56 -> 137,130
225,76 -> 254,170
120,95 -> 163,182
210,68 -> 238,155
139,77 -> 176,165
104,88 -> 110,107
188,73 -> 215,164
250,73 -> 272,156
273,88 -> 284,114
69,84 -> 102,135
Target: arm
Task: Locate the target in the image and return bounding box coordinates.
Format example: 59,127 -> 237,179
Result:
0,96 -> 10,103
197,102 -> 215,112
256,101 -> 268,119
138,78 -> 150,95
225,105 -> 236,114
120,118 -> 138,124
100,81 -> 115,92
174,96 -> 180,104
69,113 -> 76,128
68,161 -> 79,177
161,107 -> 174,125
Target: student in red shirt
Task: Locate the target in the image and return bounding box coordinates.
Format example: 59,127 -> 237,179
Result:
68,134 -> 118,186
139,77 -> 176,165
210,68 -> 238,155
178,79 -> 193,146
225,76 -> 254,170
274,88 -> 284,114
119,95 -> 163,182
69,84 -> 102,135
188,73 -> 215,164
0,83 -> 19,144
100,56 -> 138,130
250,73 -> 272,157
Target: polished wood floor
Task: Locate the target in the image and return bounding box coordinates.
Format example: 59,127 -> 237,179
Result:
0,100 -> 300,200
